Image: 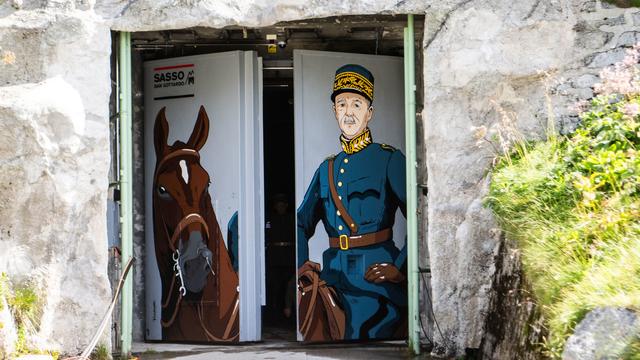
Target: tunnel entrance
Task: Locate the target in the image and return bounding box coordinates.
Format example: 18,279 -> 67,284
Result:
110,14 -> 424,346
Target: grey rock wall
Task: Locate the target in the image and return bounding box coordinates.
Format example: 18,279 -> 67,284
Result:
0,0 -> 638,357
0,8 -> 112,356
98,0 -> 437,31
0,297 -> 17,358
563,307 -> 640,360
0,77 -> 112,354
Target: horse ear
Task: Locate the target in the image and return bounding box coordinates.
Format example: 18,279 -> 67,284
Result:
154,107 -> 169,157
187,105 -> 210,151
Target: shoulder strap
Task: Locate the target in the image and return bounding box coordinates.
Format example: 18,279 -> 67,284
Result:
327,158 -> 359,235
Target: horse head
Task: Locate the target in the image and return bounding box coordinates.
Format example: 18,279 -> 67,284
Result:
153,106 -> 217,296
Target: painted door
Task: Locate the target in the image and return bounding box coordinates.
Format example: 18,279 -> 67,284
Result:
144,51 -> 264,343
294,50 -> 407,342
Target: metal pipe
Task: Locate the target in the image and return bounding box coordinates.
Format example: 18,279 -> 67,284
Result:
118,31 -> 133,357
404,14 -> 420,355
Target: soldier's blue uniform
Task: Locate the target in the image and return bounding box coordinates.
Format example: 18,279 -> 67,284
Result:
227,211 -> 239,272
297,136 -> 407,340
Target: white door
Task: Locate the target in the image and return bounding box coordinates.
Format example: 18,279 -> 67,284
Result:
143,51 -> 264,342
294,50 -> 406,342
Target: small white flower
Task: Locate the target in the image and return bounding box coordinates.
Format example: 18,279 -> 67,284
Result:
471,125 -> 488,140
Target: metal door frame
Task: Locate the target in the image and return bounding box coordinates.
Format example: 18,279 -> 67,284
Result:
116,14 -> 419,355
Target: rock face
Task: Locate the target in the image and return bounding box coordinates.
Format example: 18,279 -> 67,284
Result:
0,297 -> 18,358
479,235 -> 545,360
0,7 -> 113,353
0,77 -> 112,355
563,307 -> 640,360
0,0 -> 638,357
423,1 -> 638,357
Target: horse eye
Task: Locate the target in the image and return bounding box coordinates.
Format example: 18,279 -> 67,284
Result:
157,186 -> 173,200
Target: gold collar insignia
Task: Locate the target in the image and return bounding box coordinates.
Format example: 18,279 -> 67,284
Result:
340,128 -> 372,155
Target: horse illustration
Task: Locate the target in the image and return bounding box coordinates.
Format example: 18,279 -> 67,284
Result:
153,106 -> 239,342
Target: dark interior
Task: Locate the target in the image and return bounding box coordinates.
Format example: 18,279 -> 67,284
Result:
262,84 -> 297,340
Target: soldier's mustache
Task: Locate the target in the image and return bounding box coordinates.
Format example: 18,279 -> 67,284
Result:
341,115 -> 358,125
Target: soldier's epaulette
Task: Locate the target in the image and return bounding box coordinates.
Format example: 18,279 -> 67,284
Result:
380,143 -> 396,152
325,154 -> 337,161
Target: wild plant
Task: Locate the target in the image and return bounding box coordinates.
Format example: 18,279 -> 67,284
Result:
484,42 -> 640,358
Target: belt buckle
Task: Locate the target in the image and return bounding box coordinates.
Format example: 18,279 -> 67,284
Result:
339,234 -> 349,250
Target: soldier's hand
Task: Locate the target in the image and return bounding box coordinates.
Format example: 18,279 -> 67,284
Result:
365,263 -> 405,283
298,260 -> 321,276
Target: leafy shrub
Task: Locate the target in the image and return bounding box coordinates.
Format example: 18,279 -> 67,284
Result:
0,274 -> 59,358
486,43 -> 640,358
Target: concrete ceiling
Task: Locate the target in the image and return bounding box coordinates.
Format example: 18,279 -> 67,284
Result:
132,15 -> 424,63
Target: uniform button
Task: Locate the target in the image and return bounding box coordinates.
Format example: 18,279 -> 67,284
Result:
336,210 -> 341,216
338,181 -> 343,187
343,158 -> 349,164
340,168 -> 345,174
338,225 -> 343,230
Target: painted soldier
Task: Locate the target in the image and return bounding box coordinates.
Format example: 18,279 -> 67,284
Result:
227,211 -> 239,272
297,64 -> 407,340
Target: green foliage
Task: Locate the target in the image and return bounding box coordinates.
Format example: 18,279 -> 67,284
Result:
9,286 -> 38,326
15,325 -> 27,354
92,344 -> 111,360
0,272 -> 8,311
0,275 -> 59,359
486,93 -> 640,358
603,0 -> 640,8
622,337 -> 640,359
565,96 -> 640,205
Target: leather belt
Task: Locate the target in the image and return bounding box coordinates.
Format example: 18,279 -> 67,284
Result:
329,228 -> 392,250
268,242 -> 293,247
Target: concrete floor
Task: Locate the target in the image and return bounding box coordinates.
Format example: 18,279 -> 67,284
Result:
132,340 -> 432,359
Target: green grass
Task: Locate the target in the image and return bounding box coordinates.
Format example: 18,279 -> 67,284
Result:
622,337 -> 640,359
0,272 -> 8,311
9,283 -> 43,358
486,94 -> 640,358
603,0 -> 640,8
92,344 -> 111,360
9,286 -> 38,325
0,274 -> 59,359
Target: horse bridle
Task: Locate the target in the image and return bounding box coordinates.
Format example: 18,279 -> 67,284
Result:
163,213 -> 212,298
156,148 -> 239,341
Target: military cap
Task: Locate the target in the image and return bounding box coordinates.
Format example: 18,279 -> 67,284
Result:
331,64 -> 374,104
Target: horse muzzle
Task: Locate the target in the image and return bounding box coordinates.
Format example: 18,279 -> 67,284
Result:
178,229 -> 213,294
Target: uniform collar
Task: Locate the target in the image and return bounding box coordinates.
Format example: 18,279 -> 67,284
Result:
340,128 -> 372,155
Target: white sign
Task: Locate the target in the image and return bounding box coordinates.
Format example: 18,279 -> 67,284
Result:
151,63 -> 196,100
